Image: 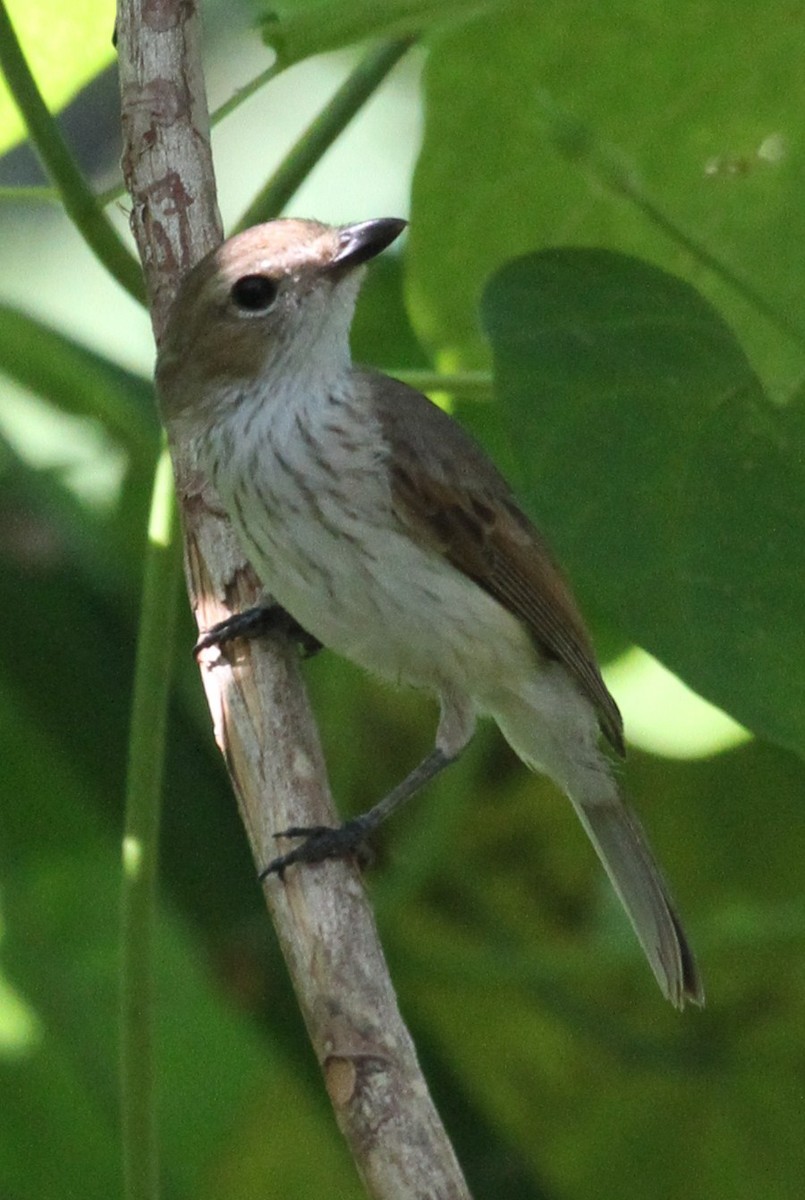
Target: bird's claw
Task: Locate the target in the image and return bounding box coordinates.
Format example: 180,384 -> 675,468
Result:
259,818 -> 372,881
194,605 -> 323,660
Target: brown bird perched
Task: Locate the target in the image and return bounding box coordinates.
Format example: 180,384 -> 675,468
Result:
156,216 -> 703,1009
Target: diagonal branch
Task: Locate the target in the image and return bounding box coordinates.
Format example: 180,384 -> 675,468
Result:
114,2 -> 471,1196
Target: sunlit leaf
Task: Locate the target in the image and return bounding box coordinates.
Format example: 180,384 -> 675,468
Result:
409,2 -> 805,390
0,0 -> 116,156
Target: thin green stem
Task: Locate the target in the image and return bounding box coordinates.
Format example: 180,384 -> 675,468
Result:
394,370 -> 492,400
121,442 -> 181,1200
211,60 -> 283,125
0,0 -> 145,304
0,185 -> 60,203
235,38 -> 414,232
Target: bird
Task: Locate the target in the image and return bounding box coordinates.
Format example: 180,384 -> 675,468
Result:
156,216 -> 703,1008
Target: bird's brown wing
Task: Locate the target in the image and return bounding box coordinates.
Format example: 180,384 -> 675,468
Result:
366,371 -> 624,755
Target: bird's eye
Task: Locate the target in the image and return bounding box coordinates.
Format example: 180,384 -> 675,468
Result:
230,274 -> 279,313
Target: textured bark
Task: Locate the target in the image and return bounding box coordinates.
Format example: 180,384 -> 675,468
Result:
115,3 -> 471,1195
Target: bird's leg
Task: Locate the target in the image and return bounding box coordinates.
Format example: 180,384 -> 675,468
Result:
194,603 -> 323,659
260,747 -> 456,880
260,692 -> 476,880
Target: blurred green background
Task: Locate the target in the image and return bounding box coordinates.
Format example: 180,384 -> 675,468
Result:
1,1 -> 804,1197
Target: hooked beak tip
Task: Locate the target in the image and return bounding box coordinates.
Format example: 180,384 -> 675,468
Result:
331,217 -> 407,270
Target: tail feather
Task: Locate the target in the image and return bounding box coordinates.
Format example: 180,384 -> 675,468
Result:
572,796 -> 704,1009
488,677 -> 703,1007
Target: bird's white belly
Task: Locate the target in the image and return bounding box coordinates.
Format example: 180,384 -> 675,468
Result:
206,403 -> 534,697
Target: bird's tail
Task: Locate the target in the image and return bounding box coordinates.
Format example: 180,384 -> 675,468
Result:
490,681 -> 704,1008
568,792 -> 704,1008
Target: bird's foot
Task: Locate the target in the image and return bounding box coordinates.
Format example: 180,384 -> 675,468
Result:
194,604 -> 323,659
259,817 -> 372,881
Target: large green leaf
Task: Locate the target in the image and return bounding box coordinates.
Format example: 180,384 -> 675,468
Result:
0,304 -> 157,467
481,247 -> 805,757
0,0 -> 115,155
409,2 -> 805,390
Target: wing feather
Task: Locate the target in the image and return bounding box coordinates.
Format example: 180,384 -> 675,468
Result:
364,370 -> 624,755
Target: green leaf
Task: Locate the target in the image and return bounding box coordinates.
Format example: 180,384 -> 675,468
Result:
0,686 -> 358,1199
386,733 -> 805,1200
0,304 -> 158,467
260,0 -> 504,66
409,2 -> 805,388
0,0 -> 115,155
481,246 -> 805,757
